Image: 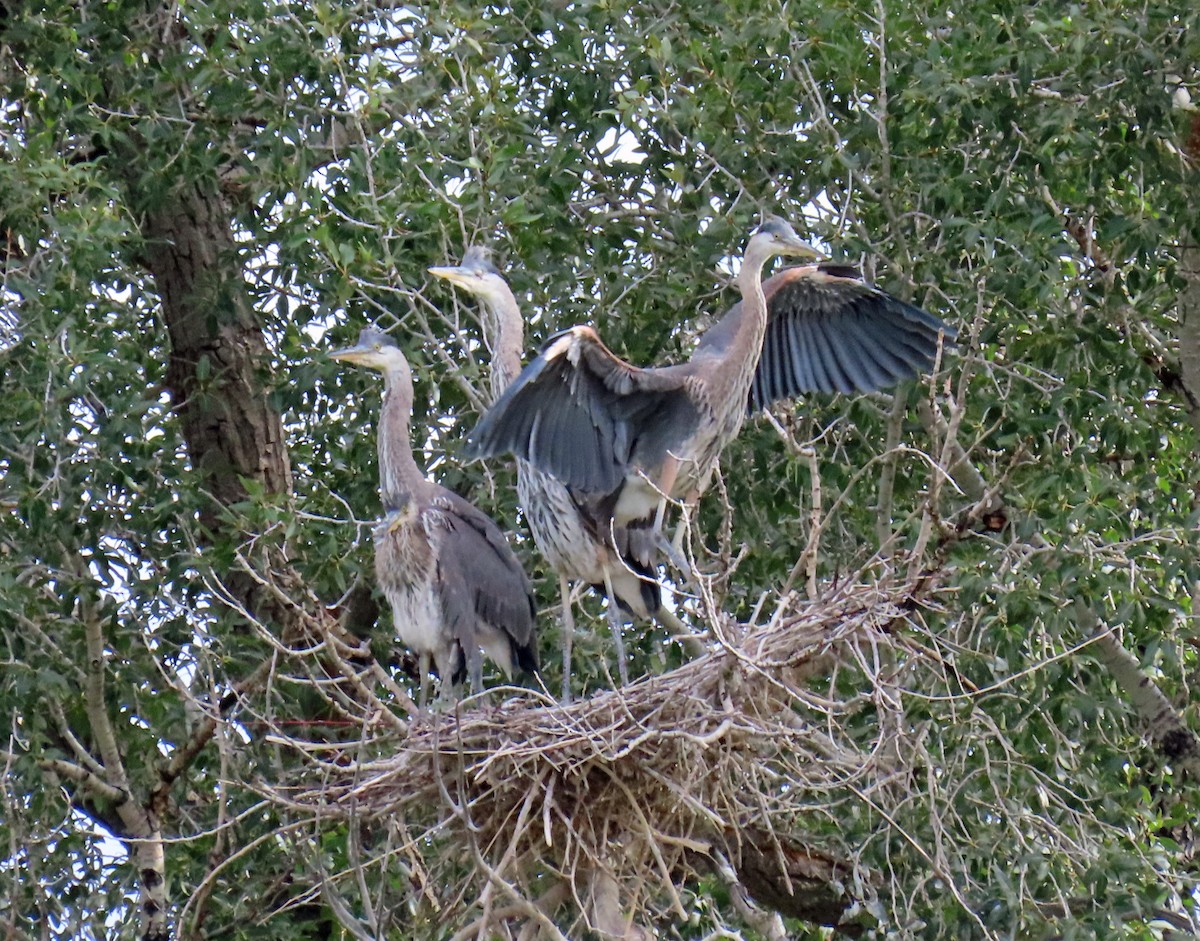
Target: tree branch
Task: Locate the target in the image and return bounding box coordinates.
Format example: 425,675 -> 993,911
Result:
917,398 -> 1006,529
39,757 -> 128,807
1075,602 -> 1200,778
1176,242 -> 1200,440
148,655 -> 278,818
81,591 -> 127,790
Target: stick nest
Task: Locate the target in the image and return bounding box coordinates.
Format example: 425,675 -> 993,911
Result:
271,578 -> 934,936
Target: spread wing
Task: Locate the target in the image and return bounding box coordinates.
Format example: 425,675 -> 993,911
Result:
468,325 -> 701,496
700,265 -> 956,411
431,490 -> 539,674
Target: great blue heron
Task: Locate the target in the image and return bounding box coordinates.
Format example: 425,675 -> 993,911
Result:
468,217 -> 953,557
430,248 -> 684,695
331,328 -> 538,706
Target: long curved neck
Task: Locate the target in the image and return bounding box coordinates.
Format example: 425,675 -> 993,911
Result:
714,241 -> 774,395
482,287 -> 524,400
377,365 -> 426,508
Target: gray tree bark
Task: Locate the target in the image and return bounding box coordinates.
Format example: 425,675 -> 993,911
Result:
142,181 -> 293,517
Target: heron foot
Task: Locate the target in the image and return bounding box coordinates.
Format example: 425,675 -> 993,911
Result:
657,531 -> 694,584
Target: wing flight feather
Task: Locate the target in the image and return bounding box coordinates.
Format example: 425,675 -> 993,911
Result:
734,266 -> 957,411
470,327 -> 701,496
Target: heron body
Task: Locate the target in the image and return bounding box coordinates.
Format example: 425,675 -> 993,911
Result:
515,464 -> 660,619
331,329 -> 538,704
468,218 -> 822,538
374,491 -> 536,686
431,249 -> 666,692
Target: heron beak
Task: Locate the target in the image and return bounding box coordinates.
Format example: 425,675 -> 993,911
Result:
785,238 -> 822,260
329,345 -> 372,364
428,265 -> 470,287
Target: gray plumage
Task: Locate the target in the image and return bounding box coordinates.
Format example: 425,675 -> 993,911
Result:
467,217 -> 823,538
331,329 -> 537,704
431,248 -> 674,693
696,264 -> 956,408
469,220 -> 955,537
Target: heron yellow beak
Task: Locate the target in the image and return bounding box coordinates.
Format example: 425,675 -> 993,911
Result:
428,265 -> 472,288
329,346 -> 365,361
329,345 -> 382,367
784,238 -> 822,260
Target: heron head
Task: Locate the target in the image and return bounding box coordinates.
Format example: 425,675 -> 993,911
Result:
752,216 -> 821,260
429,246 -> 509,303
376,500 -> 417,535
329,328 -> 410,374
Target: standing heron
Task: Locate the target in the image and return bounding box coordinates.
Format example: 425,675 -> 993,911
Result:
468,217 -> 953,554
430,247 -> 681,695
330,328 -> 538,706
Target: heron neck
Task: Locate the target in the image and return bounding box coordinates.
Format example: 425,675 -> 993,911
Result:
483,289 -> 524,399
377,365 -> 426,508
723,245 -> 774,388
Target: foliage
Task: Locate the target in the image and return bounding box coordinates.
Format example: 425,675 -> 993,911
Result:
1,0 -> 1199,938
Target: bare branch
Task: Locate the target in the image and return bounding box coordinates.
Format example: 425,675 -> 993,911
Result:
81,592 -> 126,788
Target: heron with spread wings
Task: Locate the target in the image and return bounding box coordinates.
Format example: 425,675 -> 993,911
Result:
431,248 -> 684,695
468,217 -> 954,565
331,328 -> 538,706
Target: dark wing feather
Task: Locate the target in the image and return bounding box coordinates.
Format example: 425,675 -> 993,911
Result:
701,265 -> 956,412
758,266 -> 954,408
469,327 -> 701,496
610,517 -> 665,616
471,336 -> 621,492
432,490 -> 539,675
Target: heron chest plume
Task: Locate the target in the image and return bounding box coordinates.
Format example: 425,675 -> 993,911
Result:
373,504 -> 459,659
374,505 -> 435,590
379,569 -> 443,657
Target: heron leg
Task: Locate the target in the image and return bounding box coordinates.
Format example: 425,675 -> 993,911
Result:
418,651 -> 432,711
602,568 -> 631,687
467,644 -> 485,699
560,574 -> 575,705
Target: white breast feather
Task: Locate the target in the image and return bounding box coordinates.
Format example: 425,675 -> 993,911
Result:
385,579 -> 444,656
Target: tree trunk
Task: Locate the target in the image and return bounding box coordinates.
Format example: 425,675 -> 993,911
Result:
141,181 -> 292,521
122,179 -> 300,937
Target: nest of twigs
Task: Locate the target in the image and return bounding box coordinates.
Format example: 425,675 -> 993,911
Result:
271,578 -> 934,938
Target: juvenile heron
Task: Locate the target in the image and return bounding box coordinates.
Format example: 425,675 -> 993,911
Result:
331,328 -> 538,706
468,218 -> 953,558
467,218 -> 820,552
431,248 -> 682,694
